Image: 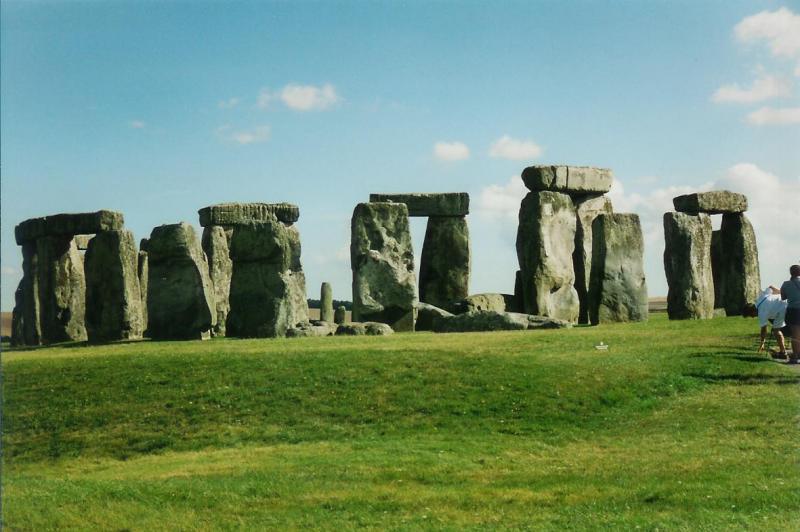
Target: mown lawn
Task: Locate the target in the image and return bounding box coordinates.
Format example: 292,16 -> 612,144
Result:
2,314 -> 799,530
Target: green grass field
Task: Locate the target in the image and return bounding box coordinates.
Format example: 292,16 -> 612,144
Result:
2,314 -> 799,530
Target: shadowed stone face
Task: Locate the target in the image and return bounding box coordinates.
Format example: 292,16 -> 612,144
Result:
419,216 -> 470,311
714,213 -> 760,315
673,191 -> 747,214
663,212 -> 714,320
588,214 -> 648,324
351,202 -> 417,332
147,223 -> 216,340
84,229 -> 143,342
573,195 -> 613,324
36,235 -> 87,343
14,242 -> 42,346
516,191 -> 579,322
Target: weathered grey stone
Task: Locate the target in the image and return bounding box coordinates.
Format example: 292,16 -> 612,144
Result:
36,235 -> 87,343
574,195 -> 613,324
286,320 -> 337,338
431,310 -> 571,333
368,193 -> 469,217
419,216 -> 470,311
713,308 -> 728,318
335,322 -> 394,336
416,302 -> 453,331
138,249 -> 148,332
351,202 -> 417,332
17,242 -> 42,346
516,191 -> 580,322
84,230 -> 143,342
673,191 -> 747,214
663,212 -> 714,320
334,305 -> 347,325
198,203 -> 299,226
588,214 -> 648,324
15,210 -> 124,245
10,280 -> 25,346
521,166 -> 613,195
453,293 -> 516,314
715,213 -> 760,315
711,230 -> 723,309
147,223 -> 216,340
202,226 -> 233,336
320,282 -> 334,322
74,235 -> 94,250
226,220 -> 309,338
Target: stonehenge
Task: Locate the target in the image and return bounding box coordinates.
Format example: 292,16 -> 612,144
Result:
664,191 -> 760,319
516,165 -> 646,325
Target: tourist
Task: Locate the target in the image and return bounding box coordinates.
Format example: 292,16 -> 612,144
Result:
780,264 -> 800,364
742,286 -> 788,359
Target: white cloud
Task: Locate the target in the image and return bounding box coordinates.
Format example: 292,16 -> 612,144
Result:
280,83 -> 339,111
218,97 -> 240,109
129,120 -> 145,129
476,175 -> 528,221
433,141 -> 470,161
735,7 -> 800,59
488,135 -> 543,160
217,124 -> 271,145
746,106 -> 800,125
711,75 -> 792,103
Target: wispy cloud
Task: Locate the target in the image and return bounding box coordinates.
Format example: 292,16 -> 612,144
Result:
711,75 -> 792,103
218,97 -> 240,109
216,124 -> 271,145
476,175 -> 527,221
257,83 -> 340,111
433,141 -> 470,161
129,120 -> 145,129
746,106 -> 800,125
489,135 -> 543,161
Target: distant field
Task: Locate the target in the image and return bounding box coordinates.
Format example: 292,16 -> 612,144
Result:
2,313 -> 797,530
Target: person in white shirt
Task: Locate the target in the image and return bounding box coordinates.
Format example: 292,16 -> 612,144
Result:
742,286 -> 788,358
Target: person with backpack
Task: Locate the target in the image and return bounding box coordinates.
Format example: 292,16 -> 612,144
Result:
780,264 -> 800,364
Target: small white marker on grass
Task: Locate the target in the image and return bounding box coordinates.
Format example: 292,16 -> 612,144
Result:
594,341 -> 609,351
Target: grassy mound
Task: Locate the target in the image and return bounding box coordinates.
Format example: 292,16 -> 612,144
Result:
2,314 -> 799,529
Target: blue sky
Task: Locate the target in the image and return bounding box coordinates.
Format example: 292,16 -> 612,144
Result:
2,1 -> 799,311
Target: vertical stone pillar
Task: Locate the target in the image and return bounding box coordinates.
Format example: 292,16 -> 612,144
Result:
715,213 -> 760,315
10,280 -> 25,346
351,202 -> 417,332
138,238 -> 149,333
18,241 -> 42,346
202,225 -> 234,336
588,214 -> 648,324
418,216 -> 470,312
147,223 -> 216,340
663,212 -> 714,319
84,230 -> 144,342
320,282 -> 334,322
573,195 -> 613,323
226,219 -> 309,338
516,191 -> 579,322
36,235 -> 87,343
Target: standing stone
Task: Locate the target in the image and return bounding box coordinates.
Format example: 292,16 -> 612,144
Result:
715,213 -> 760,315
711,230 -> 723,309
18,242 -> 42,346
226,219 -> 309,338
320,282 -> 334,322
663,212 -> 714,320
10,280 -> 25,346
147,223 -> 216,340
351,202 -> 417,332
516,191 -> 579,322
84,230 -> 144,342
573,195 -> 613,324
138,248 -> 149,334
418,216 -> 470,311
334,305 -> 347,325
588,214 -> 648,324
36,235 -> 87,343
202,226 -> 234,336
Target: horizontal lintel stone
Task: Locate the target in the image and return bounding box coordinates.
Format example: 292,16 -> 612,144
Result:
672,191 -> 747,214
368,193 -> 469,217
521,165 -> 613,194
15,210 -> 124,245
198,203 -> 300,226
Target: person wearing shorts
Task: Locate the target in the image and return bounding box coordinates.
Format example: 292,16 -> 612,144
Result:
780,265 -> 800,364
743,286 -> 788,358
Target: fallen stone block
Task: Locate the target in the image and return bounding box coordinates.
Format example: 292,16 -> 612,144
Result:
368,193 -> 469,217
453,293 -> 516,314
431,310 -> 570,333
287,320 -> 337,338
673,191 -> 747,214
15,210 -> 124,245
335,322 -> 394,336
198,203 -> 299,226
521,166 -> 613,195
416,302 -> 453,331
663,212 -> 714,319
